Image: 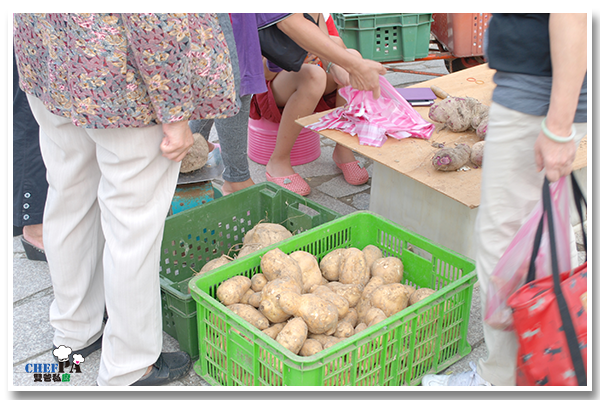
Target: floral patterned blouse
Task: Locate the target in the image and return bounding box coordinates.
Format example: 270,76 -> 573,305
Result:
13,13 -> 239,129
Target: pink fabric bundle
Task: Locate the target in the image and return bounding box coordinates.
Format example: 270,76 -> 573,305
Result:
306,76 -> 435,147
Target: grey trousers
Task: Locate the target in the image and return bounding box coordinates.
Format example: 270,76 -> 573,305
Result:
189,94 -> 252,183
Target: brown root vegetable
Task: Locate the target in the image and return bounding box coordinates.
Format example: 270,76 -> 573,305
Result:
251,273 -> 268,292
227,303 -> 270,330
240,288 -> 255,305
354,322 -> 368,334
370,283 -> 410,317
339,307 -> 358,328
403,284 -> 417,299
247,291 -> 262,308
278,292 -> 339,335
476,117 -> 488,140
428,96 -> 489,133
243,223 -> 292,247
260,248 -> 303,286
371,257 -> 404,284
333,321 -> 355,338
356,276 -> 386,324
326,282 -> 362,308
319,248 -> 346,281
238,243 -> 265,258
470,140 -> 485,167
198,254 -> 231,275
259,276 -> 302,323
323,337 -> 343,349
409,288 -> 436,306
262,322 -> 287,340
299,338 -> 323,357
275,317 -> 308,355
310,285 -> 350,319
216,276 -> 252,306
362,245 -> 383,271
290,251 -> 323,293
432,143 -> 471,171
180,133 -> 209,173
338,247 -> 370,287
365,307 -> 387,327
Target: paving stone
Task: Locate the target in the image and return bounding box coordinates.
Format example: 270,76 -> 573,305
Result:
13,294 -> 55,364
13,237 -> 52,303
314,175 -> 370,198
306,190 -> 357,216
352,192 -> 371,210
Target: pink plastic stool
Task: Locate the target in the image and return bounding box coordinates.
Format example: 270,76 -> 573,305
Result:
247,117 -> 321,166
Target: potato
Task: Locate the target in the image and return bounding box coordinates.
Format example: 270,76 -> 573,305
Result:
338,247 -> 370,287
243,223 -> 292,246
240,288 -> 255,305
275,317 -> 308,355
409,288 -> 436,306
371,257 -> 404,284
262,322 -> 287,340
310,285 -> 349,319
364,307 -> 387,327
326,282 -> 362,308
319,248 -> 346,281
339,307 -> 358,328
403,284 -> 416,299
180,133 -> 209,173
259,276 -> 301,323
247,291 -> 262,308
428,96 -> 489,133
323,337 -> 343,349
432,143 -> 471,171
356,276 -> 386,324
362,245 -> 383,270
260,248 -> 303,286
198,254 -> 231,275
278,292 -> 339,335
334,321 -> 354,338
354,322 -> 368,334
470,140 -> 485,167
251,273 -> 268,292
216,276 -> 252,306
476,118 -> 488,140
299,338 -> 323,357
227,303 -> 270,330
290,250 -> 323,293
308,334 -> 342,349
238,243 -> 265,258
370,283 -> 410,317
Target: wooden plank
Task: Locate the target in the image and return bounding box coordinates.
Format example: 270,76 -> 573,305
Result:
296,64 -> 587,208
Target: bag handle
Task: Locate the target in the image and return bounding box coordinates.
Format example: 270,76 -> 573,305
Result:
526,172 -> 587,284
542,176 -> 587,386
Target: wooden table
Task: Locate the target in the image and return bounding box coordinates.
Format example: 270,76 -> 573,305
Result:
297,64 -> 587,260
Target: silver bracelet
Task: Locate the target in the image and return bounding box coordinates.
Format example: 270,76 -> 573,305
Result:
541,117 -> 576,143
325,61 -> 333,74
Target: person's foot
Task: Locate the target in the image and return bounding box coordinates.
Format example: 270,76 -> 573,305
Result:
331,143 -> 357,165
130,352 -> 191,386
221,178 -> 255,196
23,224 -> 44,250
332,144 -> 369,185
53,335 -> 103,364
421,362 -> 492,386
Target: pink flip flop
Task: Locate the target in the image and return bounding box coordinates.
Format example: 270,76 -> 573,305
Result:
265,171 -> 311,196
335,160 -> 369,186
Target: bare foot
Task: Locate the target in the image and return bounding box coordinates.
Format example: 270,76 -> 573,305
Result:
265,158 -> 296,179
23,224 -> 44,250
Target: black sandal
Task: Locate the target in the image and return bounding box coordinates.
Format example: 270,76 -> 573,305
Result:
21,237 -> 46,262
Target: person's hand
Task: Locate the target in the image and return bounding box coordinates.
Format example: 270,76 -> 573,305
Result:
534,131 -> 577,182
160,120 -> 194,162
347,58 -> 387,99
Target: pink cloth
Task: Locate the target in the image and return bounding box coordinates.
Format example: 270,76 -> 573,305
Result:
306,76 -> 435,147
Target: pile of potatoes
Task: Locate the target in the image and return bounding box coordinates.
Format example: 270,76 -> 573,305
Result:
215,244 -> 436,357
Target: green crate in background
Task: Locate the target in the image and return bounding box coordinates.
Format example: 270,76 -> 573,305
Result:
160,182 -> 342,359
189,211 -> 477,386
332,13 -> 433,62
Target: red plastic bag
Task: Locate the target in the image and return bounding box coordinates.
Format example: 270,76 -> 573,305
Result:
484,176 -> 573,331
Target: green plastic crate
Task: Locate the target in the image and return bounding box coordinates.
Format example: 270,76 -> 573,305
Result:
332,13 -> 433,62
160,182 -> 342,359
189,211 -> 477,386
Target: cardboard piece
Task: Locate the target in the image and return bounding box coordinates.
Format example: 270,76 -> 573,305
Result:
296,64 -> 587,208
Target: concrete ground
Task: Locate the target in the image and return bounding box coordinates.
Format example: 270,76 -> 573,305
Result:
11,59 -> 587,388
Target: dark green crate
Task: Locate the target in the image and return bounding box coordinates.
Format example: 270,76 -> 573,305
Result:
332,13 -> 433,62
189,211 -> 477,386
160,182 -> 342,359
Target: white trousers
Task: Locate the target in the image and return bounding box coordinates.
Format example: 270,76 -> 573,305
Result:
474,102 -> 587,385
27,95 -> 180,386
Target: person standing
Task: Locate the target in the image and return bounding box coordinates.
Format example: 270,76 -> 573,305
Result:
13,13 -> 239,386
